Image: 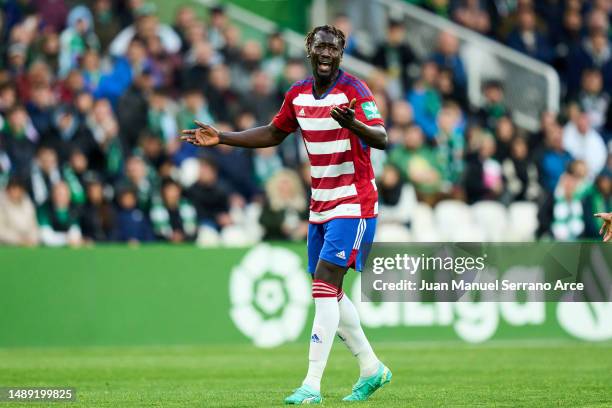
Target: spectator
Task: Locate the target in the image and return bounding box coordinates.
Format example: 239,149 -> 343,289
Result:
62,149 -> 88,206
493,116 -> 516,163
80,174 -> 116,242
208,6 -> 229,51
50,106 -> 101,166
0,83 -> 18,115
138,131 -> 169,174
333,13 -> 360,57
182,40 -> 221,93
114,185 -> 154,243
241,70 -> 281,125
86,98 -> 123,181
434,102 -> 465,195
26,86 -> 56,140
186,157 -> 231,231
575,69 -> 609,132
6,43 -> 28,79
2,105 -> 37,177
174,89 -> 215,163
117,62 -> 155,153
121,155 -> 157,211
407,60 -> 442,139
172,5 -> 197,52
536,123 -> 573,193
567,30 -> 612,96
377,164 -> 415,227
477,80 -> 510,131
37,181 -> 83,247
183,20 -> 207,56
464,130 -> 504,203
82,49 -> 132,105
212,112 -> 260,201
92,0 -> 122,52
147,90 -> 178,146
230,40 -> 263,95
501,135 -> 541,203
150,178 -> 197,242
205,64 -> 241,124
59,5 -> 100,78
57,69 -> 86,105
259,169 -> 308,241
34,0 -> 68,33
220,25 -> 242,66
388,124 -> 443,205
507,7 -> 553,63
562,110 -> 607,180
0,177 -> 39,246
30,146 -> 61,208
436,67 -> 468,110
453,0 -> 491,35
431,31 -> 467,91
253,146 -> 283,186
422,0 -> 451,18
552,8 -> 583,77
372,20 -> 417,98
551,161 -> 590,241
109,3 -> 181,57
389,99 -> 413,130
262,32 -> 287,85
33,32 -> 61,74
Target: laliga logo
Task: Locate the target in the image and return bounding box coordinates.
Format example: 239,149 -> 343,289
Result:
230,244 -> 311,348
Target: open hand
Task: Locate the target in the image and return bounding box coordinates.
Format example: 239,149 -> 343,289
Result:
180,120 -> 221,147
330,98 -> 356,129
595,212 -> 612,242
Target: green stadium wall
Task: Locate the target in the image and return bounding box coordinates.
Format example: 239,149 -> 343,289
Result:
152,0 -> 311,32
1,244 -> 611,348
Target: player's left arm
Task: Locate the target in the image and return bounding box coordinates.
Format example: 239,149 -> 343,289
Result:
330,98 -> 387,150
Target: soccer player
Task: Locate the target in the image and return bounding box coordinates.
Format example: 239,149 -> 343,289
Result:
595,213 -> 612,242
181,25 -> 391,404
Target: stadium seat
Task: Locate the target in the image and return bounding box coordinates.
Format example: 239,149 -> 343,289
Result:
179,158 -> 200,188
434,200 -> 474,241
220,225 -> 257,247
471,201 -> 509,242
411,202 -> 441,242
508,201 -> 539,241
375,223 -> 412,242
196,225 -> 221,247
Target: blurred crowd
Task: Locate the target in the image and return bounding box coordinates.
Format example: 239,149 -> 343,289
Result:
0,0 -> 610,247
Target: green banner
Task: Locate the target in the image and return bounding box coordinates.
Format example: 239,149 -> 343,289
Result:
1,244 -> 611,348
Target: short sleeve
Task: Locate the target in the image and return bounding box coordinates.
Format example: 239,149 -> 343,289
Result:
272,89 -> 299,133
353,81 -> 385,127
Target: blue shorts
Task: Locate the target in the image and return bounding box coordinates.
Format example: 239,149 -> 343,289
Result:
307,218 -> 377,274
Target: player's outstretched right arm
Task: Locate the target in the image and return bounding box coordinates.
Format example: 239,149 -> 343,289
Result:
180,120 -> 290,148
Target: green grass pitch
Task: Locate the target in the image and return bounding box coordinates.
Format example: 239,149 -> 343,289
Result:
1,341 -> 611,407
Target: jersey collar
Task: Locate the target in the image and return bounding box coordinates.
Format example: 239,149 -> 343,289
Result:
312,69 -> 344,100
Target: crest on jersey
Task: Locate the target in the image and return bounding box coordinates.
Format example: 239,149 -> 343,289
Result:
361,101 -> 381,120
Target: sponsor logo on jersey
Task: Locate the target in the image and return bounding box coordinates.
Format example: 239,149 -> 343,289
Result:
336,250 -> 346,260
298,108 -> 306,116
361,101 -> 381,120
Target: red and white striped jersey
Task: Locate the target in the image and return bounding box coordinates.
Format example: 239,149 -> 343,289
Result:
272,70 -> 384,224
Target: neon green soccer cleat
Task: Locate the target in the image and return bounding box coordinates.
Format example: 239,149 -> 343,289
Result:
342,363 -> 392,401
284,384 -> 322,404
